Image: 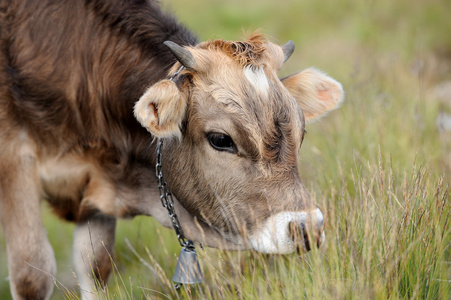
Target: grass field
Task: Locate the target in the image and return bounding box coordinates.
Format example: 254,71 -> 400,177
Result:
1,0 -> 450,299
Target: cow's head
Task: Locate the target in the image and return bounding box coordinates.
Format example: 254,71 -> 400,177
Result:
134,35 -> 343,254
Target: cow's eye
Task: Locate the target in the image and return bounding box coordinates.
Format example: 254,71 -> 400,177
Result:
207,133 -> 237,153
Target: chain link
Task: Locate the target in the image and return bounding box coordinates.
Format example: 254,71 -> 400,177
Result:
156,139 -> 194,249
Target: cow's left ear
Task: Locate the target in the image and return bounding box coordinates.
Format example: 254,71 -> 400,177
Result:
281,68 -> 344,122
134,79 -> 187,139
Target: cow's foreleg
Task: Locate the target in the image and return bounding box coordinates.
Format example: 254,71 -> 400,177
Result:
0,150 -> 56,300
73,215 -> 116,300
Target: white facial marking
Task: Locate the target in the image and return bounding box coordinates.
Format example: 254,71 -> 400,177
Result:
248,208 -> 324,253
243,66 -> 269,94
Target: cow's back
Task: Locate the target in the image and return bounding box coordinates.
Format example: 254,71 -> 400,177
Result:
0,0 -> 197,147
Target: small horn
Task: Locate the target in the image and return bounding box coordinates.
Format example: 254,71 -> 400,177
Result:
164,41 -> 196,70
281,40 -> 295,63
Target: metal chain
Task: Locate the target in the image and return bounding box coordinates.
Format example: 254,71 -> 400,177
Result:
169,66 -> 184,81
156,139 -> 195,250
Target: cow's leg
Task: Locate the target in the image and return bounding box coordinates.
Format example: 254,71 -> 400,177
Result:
0,150 -> 56,299
73,214 -> 116,300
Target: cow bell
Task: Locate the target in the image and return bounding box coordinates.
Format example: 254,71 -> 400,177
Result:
172,246 -> 203,284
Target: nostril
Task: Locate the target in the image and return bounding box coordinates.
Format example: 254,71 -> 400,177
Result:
303,225 -> 311,252
288,222 -> 311,252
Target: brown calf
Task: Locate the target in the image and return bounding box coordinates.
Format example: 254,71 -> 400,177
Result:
0,0 -> 343,299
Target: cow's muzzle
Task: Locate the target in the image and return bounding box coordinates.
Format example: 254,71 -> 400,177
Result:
248,208 -> 325,254
288,208 -> 325,251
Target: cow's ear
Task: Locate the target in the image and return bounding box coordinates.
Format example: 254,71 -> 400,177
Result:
281,68 -> 344,122
134,80 -> 187,139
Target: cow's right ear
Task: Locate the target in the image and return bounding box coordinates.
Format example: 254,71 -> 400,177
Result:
134,79 -> 187,139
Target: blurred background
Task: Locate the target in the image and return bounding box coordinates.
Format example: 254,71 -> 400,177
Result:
1,0 -> 450,298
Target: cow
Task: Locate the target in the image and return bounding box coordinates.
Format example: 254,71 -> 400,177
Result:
0,0 -> 344,299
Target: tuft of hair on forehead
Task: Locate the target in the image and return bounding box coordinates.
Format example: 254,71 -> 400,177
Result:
201,33 -> 267,66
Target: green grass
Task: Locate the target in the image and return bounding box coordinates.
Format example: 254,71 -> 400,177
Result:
1,0 -> 450,299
